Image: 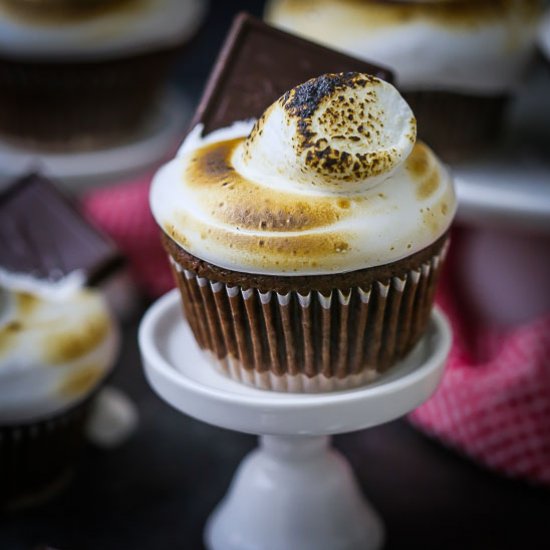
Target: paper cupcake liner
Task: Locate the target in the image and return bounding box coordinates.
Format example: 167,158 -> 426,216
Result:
0,399 -> 92,510
403,90 -> 509,163
167,239 -> 449,393
0,46 -> 182,150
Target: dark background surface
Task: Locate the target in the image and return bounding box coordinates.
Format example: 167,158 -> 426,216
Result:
1,1 -> 550,549
1,314 -> 549,550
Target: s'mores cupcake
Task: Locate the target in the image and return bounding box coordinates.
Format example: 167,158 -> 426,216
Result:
151,73 -> 456,393
0,281 -> 119,509
0,0 -> 207,149
266,0 -> 543,161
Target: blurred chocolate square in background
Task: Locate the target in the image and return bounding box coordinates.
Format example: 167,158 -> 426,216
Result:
0,173 -> 124,286
192,13 -> 393,134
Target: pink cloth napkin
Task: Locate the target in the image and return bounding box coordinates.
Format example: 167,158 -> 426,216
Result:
411,231 -> 550,484
81,175 -> 174,298
81,177 -> 550,485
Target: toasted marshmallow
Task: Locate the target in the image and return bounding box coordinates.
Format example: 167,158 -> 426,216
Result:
151,73 -> 456,276
235,73 -> 416,193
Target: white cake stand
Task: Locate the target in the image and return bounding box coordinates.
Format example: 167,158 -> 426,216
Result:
139,290 -> 452,550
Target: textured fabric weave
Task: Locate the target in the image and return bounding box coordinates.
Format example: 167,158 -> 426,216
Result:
411,231 -> 550,485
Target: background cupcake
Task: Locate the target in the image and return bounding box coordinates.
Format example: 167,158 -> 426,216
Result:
151,73 -> 456,392
0,0 -> 208,150
265,0 -> 543,161
0,282 -> 119,509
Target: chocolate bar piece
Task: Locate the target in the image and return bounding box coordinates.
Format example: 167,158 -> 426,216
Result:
0,174 -> 124,285
192,13 -> 393,135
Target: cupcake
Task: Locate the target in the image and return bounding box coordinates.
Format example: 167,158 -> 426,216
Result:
265,0 -> 543,161
0,281 -> 119,509
150,72 -> 456,393
0,0 -> 207,150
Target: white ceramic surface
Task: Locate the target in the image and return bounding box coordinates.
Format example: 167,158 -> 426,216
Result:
139,290 -> 452,436
205,435 -> 385,550
0,89 -> 190,193
138,290 -> 451,550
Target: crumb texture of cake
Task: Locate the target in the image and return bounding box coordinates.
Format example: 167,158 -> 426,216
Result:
0,285 -> 118,423
151,73 -> 455,276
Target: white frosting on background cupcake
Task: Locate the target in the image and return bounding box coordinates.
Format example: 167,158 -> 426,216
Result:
151,73 -> 456,276
0,0 -> 208,59
0,284 -> 119,423
265,0 -> 542,93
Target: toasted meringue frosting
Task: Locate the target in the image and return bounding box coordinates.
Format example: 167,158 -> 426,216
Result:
151,73 -> 456,276
0,0 -> 207,59
265,0 -> 542,93
0,285 -> 119,423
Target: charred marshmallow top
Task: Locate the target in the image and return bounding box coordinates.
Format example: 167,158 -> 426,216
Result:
150,73 -> 456,275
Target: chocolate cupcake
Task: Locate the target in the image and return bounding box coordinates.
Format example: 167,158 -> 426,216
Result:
265,0 -> 543,162
151,73 -> 456,392
0,0 -> 207,150
0,282 -> 119,509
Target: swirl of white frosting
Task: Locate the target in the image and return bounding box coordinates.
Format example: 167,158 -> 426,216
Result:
265,0 -> 542,93
0,285 -> 119,423
150,73 -> 456,276
0,0 -> 207,60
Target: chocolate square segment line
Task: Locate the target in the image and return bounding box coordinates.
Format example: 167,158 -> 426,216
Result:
192,12 -> 393,135
0,174 -> 124,285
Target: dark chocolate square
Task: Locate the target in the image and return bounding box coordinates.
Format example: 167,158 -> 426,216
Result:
0,174 -> 124,285
192,13 -> 393,135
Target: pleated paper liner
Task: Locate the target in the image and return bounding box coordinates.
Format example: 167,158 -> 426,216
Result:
165,236 -> 449,393
0,398 -> 92,510
0,46 -> 181,150
403,90 -> 508,163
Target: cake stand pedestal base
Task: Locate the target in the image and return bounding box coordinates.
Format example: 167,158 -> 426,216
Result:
139,290 -> 452,550
206,435 -> 383,550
